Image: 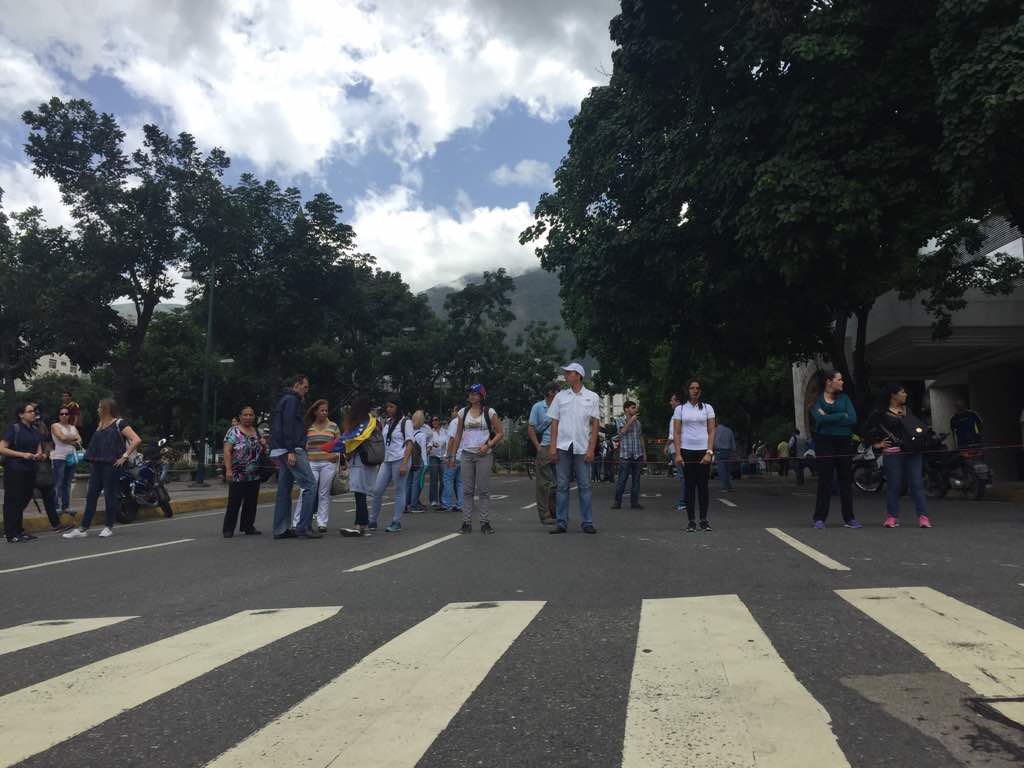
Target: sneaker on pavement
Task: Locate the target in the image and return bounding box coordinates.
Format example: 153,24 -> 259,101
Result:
610,501 -> 622,510
459,522 -> 472,534
918,515 -> 932,528
549,526 -> 567,535
814,520 -> 826,530
630,503 -> 645,510
318,525 -> 328,533
385,522 -> 402,533
686,521 -> 697,533
700,520 -> 712,532
368,522 -> 378,531
297,528 -> 323,539
540,517 -> 556,526
480,522 -> 495,535
20,532 -> 38,540
843,519 -> 863,529
98,527 -> 113,538
883,516 -> 899,528
581,524 -> 597,534
675,503 -> 686,512
62,527 -> 88,539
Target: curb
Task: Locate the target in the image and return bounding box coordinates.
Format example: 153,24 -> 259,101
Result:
22,488 -> 290,533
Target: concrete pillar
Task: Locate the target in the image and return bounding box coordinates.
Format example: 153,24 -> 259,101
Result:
926,384 -> 958,449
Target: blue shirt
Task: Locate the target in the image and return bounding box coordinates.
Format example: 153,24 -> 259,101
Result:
811,394 -> 857,437
528,400 -> 553,447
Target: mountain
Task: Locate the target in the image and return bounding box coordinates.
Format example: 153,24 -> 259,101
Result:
421,268 -> 579,355
112,303 -> 185,324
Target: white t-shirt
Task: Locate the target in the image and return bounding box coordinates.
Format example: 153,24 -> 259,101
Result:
457,407 -> 497,453
447,418 -> 463,460
673,402 -> 716,451
548,386 -> 600,453
428,427 -> 448,459
383,417 -> 414,463
50,424 -> 80,460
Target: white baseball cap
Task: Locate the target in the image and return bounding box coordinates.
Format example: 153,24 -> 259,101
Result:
561,362 -> 585,377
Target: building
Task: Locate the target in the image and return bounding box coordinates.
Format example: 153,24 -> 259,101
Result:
793,216 -> 1024,480
14,353 -> 83,392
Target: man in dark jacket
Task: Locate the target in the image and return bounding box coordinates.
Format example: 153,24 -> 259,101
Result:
270,374 -> 319,538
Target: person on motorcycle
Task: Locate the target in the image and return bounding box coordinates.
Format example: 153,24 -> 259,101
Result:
950,400 -> 983,448
865,383 -> 932,529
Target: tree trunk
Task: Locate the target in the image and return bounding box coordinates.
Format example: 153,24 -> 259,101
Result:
829,308 -> 852,399
851,302 -> 873,420
113,298 -> 158,413
2,370 -> 17,424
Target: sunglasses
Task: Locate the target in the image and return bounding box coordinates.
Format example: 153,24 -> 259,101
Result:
59,411 -> 70,416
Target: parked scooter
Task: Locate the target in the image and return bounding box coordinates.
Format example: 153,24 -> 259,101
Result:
117,438 -> 174,523
923,432 -> 993,500
852,438 -> 884,493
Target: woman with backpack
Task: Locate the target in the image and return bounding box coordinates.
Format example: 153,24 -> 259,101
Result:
370,396 -> 414,533
405,410 -> 429,512
332,397 -> 380,537
449,384 -> 504,534
865,383 -> 932,529
63,398 -> 141,539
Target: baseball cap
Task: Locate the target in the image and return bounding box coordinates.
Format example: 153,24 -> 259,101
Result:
561,362 -> 585,377
467,383 -> 488,398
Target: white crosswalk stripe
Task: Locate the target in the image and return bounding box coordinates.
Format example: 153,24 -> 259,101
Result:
0,616 -> 136,657
0,607 -> 340,768
622,596 -> 851,767
207,600 -> 544,767
837,586 -> 1024,726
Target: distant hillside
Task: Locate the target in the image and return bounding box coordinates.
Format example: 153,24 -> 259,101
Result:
422,268 -> 580,356
112,303 -> 185,324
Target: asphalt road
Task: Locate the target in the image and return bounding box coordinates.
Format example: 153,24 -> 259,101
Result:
1,473 -> 1022,767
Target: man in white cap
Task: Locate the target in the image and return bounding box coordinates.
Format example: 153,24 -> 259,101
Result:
547,362 -> 600,534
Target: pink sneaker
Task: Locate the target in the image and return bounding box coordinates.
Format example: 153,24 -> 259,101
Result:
918,515 -> 932,528
883,516 -> 899,528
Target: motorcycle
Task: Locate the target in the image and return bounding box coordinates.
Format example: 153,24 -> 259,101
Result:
924,432 -> 993,500
852,439 -> 884,493
117,438 -> 174,523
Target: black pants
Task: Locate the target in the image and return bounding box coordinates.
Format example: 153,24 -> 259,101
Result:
813,434 -> 854,522
35,483 -> 61,527
224,480 -> 261,533
681,449 -> 710,522
3,469 -> 36,540
354,492 -> 369,526
81,462 -> 120,530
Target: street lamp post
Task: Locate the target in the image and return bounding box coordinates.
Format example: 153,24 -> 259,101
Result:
190,267 -> 215,486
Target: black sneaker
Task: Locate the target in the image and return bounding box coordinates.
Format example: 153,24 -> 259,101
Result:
318,525 -> 328,533
480,522 -> 494,535
243,528 -> 262,535
459,522 -> 472,534
368,522 -> 378,531
273,530 -> 297,540
700,520 -> 712,532
549,526 -> 567,535
581,524 -> 597,534
296,528 -> 323,539
630,503 -> 645,510
686,522 -> 697,533
20,532 -> 38,541
610,501 -> 622,510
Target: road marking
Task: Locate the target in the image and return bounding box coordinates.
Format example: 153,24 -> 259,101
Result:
208,601 -> 544,767
837,586 -> 1024,726
0,607 -> 340,767
521,502 -> 538,509
0,617 -> 136,657
344,534 -> 461,573
491,494 -> 509,500
0,539 -> 195,575
764,528 -> 850,571
622,595 -> 850,767
718,498 -> 738,508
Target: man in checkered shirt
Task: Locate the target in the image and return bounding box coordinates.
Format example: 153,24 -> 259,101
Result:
612,401 -> 646,509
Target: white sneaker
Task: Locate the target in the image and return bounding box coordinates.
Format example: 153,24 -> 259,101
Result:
98,527 -> 113,538
62,528 -> 88,539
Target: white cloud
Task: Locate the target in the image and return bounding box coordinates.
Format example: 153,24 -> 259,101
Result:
491,159 -> 553,188
0,160 -> 74,227
0,1 -> 618,175
351,185 -> 544,290
0,37 -> 63,117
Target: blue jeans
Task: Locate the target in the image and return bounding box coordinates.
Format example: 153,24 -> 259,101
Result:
273,449 -> 316,535
80,461 -> 120,530
716,450 -> 734,491
405,465 -> 424,508
428,456 -> 443,503
614,457 -> 642,505
371,459 -> 408,525
883,451 -> 928,519
556,449 -> 593,529
52,459 -> 74,511
441,462 -> 463,509
676,466 -> 687,508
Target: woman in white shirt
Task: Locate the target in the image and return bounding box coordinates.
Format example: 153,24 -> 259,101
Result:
50,406 -> 82,518
426,415 -> 448,510
449,384 -> 503,534
673,379 -> 716,532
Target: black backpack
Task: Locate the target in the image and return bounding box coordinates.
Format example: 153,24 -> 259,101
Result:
410,429 -> 424,467
358,422 -> 385,466
459,406 -> 495,440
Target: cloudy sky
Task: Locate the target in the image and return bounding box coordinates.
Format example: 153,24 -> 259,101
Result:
0,0 -> 618,297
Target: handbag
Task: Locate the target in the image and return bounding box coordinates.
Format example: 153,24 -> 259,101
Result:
66,449 -> 85,466
357,424 -> 385,466
331,461 -> 349,496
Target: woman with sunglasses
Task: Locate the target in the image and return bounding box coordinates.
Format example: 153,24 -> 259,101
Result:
449,384 -> 504,534
51,405 -> 83,520
1,402 -> 46,542
673,379 -> 717,532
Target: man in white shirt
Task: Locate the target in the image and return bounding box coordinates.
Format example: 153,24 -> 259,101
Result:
547,362 -> 600,534
441,407 -> 464,512
427,415 -> 448,509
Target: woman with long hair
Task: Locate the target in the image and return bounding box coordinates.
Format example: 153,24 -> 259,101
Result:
333,397 -> 378,536
809,370 -> 859,529
370,396 -> 413,533
865,383 -> 931,529
449,384 -> 504,534
51,404 -> 83,519
291,399 -> 340,533
63,398 -> 141,539
222,405 -> 264,537
30,404 -> 70,532
405,410 -> 429,512
1,402 -> 46,542
673,379 -> 716,532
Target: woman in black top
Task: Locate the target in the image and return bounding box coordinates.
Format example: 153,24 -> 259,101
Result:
62,398 -> 141,539
0,403 -> 46,542
864,383 -> 931,529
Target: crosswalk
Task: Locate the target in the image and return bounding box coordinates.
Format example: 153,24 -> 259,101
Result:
0,589 -> 1021,767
